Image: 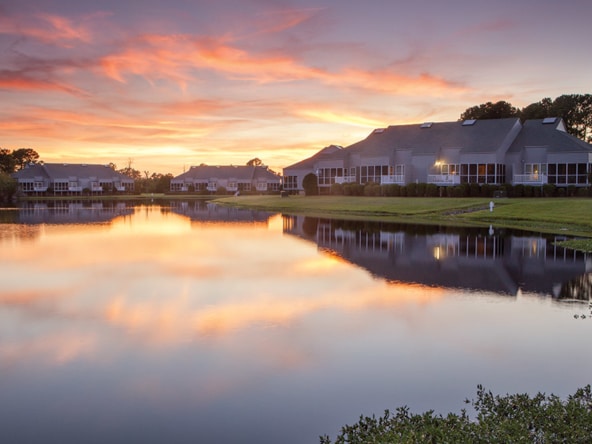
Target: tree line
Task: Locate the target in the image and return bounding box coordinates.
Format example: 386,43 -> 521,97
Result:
460,93 -> 592,142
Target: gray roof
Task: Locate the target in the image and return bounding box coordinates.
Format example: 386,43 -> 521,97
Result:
284,118 -> 522,170
13,163 -> 134,182
283,145 -> 347,170
348,118 -> 521,156
172,165 -> 280,182
508,118 -> 592,154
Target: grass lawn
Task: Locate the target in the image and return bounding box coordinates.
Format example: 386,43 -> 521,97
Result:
214,195 -> 592,238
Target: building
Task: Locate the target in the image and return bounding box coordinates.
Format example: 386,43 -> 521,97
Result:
283,118 -> 592,193
12,163 -> 135,195
170,165 -> 281,194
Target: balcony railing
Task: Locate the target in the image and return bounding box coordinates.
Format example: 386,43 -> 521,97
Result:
427,174 -> 461,185
381,175 -> 405,185
334,176 -> 357,184
513,174 -> 548,185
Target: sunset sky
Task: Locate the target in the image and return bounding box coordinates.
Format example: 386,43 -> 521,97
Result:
1,0 -> 591,175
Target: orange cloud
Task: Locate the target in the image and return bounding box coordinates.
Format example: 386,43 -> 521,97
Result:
0,12 -> 95,46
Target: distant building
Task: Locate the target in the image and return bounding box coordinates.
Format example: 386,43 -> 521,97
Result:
170,165 -> 282,194
12,163 -> 135,195
283,118 -> 592,193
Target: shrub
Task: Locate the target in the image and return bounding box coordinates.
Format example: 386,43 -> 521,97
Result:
320,385 -> 592,444
469,183 -> 481,197
425,184 -> 439,197
330,183 -> 343,195
513,184 -> 524,197
416,182 -> 426,197
302,173 -> 318,196
543,184 -> 556,197
406,183 -> 417,197
364,182 -> 381,196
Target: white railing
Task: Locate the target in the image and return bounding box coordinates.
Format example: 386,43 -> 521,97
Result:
427,174 -> 461,185
334,176 -> 357,184
91,185 -> 103,192
513,174 -> 548,185
68,186 -> 83,192
381,175 -> 405,185
33,186 -> 48,192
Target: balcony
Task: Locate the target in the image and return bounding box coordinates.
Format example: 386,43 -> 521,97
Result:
381,175 -> 405,185
334,176 -> 357,184
513,174 -> 548,185
427,174 -> 461,185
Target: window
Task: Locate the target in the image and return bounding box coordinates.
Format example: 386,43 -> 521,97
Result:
460,164 -> 505,184
360,165 -> 388,184
284,176 -> 298,190
547,163 -> 590,185
317,168 -> 344,186
54,181 -> 68,192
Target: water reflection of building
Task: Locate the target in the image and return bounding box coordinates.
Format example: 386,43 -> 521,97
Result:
17,201 -> 133,224
283,215 -> 591,298
169,200 -> 272,224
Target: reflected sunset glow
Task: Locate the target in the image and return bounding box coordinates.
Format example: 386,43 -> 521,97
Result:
1,203 -> 591,444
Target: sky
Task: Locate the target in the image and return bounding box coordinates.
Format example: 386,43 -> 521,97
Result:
1,0 -> 591,175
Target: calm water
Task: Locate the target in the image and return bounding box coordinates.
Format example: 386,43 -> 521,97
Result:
1,201 -> 591,444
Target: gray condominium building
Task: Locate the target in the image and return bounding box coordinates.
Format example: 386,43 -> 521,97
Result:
283,117 -> 592,193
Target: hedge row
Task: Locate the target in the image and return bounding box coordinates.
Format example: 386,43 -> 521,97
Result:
329,182 -> 592,198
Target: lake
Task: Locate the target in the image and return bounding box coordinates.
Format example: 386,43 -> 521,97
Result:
1,200 -> 591,443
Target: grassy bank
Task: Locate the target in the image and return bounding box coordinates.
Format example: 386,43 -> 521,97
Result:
214,195 -> 592,238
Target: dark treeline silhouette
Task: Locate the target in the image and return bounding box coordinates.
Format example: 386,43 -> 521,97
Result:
460,94 -> 592,142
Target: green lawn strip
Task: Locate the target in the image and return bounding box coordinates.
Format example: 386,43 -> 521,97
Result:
215,196 -> 592,245
554,238 -> 592,252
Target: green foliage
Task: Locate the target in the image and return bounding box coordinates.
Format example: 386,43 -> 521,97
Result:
330,183 -> 344,195
542,184 -> 556,197
0,147 -> 40,173
460,100 -> 519,120
462,94 -> 592,142
302,173 -> 318,196
320,385 -> 592,444
0,171 -> 17,201
363,182 -> 381,196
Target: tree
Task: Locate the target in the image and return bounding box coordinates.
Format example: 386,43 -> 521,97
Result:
0,170 -> 17,201
247,157 -> 262,166
519,97 -> 554,120
302,173 -> 318,196
551,94 -> 592,142
0,149 -> 15,174
460,101 -> 518,120
462,94 -> 592,142
11,148 -> 40,171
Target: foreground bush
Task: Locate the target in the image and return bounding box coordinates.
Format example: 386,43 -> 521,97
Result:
320,385 -> 592,443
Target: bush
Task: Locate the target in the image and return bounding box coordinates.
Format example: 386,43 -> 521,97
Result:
330,183 -> 343,195
320,385 -> 592,444
425,184 -> 439,197
302,173 -> 318,196
542,184 -> 556,197
406,183 -> 417,197
343,183 -> 364,196
416,182 -> 426,197
364,182 -> 381,196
